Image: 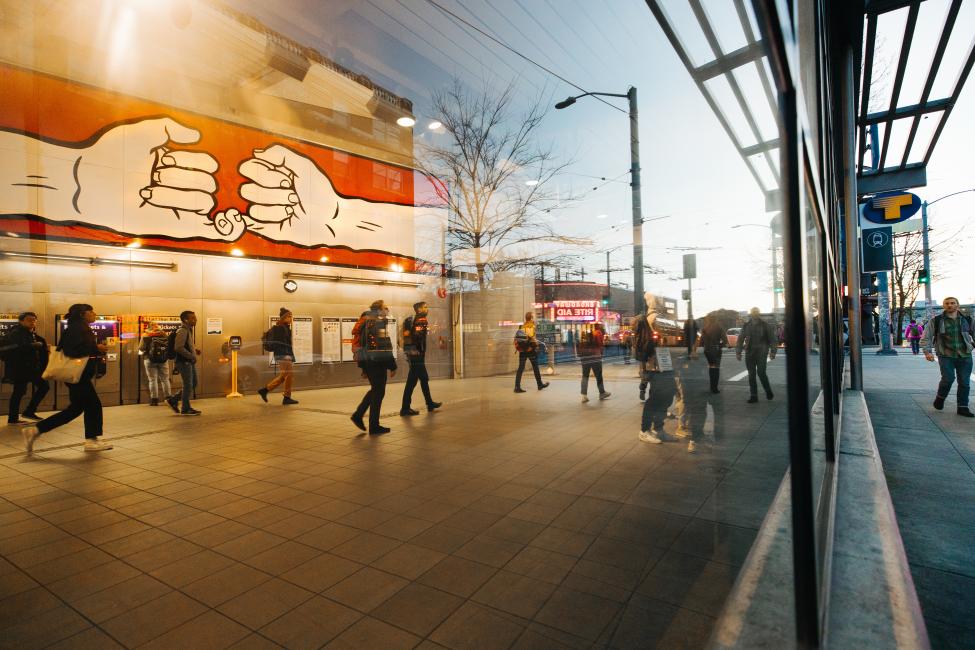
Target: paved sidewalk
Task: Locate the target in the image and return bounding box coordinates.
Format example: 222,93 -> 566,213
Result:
862,352 -> 975,650
0,354 -> 789,649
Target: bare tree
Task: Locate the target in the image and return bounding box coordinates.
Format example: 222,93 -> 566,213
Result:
890,230 -> 924,344
419,80 -> 588,290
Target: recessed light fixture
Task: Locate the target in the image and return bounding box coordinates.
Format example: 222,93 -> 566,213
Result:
525,180 -> 539,186
126,241 -> 141,249
319,255 -> 329,263
390,263 -> 404,272
427,121 -> 442,130
396,116 -> 416,127
230,248 -> 244,257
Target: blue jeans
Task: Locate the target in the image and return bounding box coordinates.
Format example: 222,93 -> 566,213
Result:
174,361 -> 197,412
909,338 -> 920,354
937,355 -> 972,408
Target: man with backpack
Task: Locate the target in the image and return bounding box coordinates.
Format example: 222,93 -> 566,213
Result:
351,300 -> 396,434
165,310 -> 201,416
258,307 -> 299,405
514,311 -> 549,393
578,323 -> 610,403
3,312 -> 49,424
400,301 -> 442,416
138,321 -> 172,406
921,297 -> 974,417
904,318 -> 923,355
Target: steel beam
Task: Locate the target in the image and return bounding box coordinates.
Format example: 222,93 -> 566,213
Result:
856,165 -> 926,195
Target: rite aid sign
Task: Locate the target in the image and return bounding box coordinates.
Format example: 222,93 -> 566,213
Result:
553,300 -> 600,322
862,191 -> 922,225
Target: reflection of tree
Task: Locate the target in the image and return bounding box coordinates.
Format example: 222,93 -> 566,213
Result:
419,80 -> 587,290
890,229 -> 945,344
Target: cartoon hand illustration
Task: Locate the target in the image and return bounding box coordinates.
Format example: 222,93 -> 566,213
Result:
238,144 -> 414,256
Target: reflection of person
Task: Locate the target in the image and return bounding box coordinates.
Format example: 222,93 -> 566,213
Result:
921,297 -> 974,417
138,322 -> 172,406
4,312 -> 49,424
736,307 -> 776,403
259,308 -> 299,406
636,293 -> 678,444
23,304 -> 110,453
904,318 -> 923,355
699,314 -> 729,394
622,330 -> 632,364
683,316 -> 699,357
166,311 -> 202,416
579,323 -> 610,403
400,302 -> 442,416
514,312 -> 549,393
352,300 -> 397,434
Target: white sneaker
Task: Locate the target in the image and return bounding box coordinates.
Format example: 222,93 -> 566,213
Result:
581,395 -> 589,403
674,426 -> 692,439
84,438 -> 113,452
687,440 -> 697,453
22,426 -> 39,454
639,431 -> 663,444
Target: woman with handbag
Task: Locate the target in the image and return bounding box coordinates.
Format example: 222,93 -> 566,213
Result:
23,304 -> 111,453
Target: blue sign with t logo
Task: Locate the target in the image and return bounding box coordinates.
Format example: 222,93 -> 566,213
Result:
862,191 -> 921,224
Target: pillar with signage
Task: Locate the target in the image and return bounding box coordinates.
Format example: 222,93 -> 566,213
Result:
860,191 -> 921,355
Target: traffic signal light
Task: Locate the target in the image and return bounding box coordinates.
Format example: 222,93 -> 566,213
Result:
917,269 -> 929,284
601,295 -> 610,307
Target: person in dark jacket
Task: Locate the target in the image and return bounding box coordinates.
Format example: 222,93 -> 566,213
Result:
920,297 -> 974,417
514,312 -> 549,393
4,311 -> 49,424
166,310 -> 202,415
22,304 -> 110,453
138,321 -> 171,406
635,295 -> 678,444
400,301 -> 442,416
351,300 -> 397,434
259,307 -> 298,405
698,313 -> 729,393
578,323 -> 611,403
736,307 -> 777,403
683,315 -> 699,357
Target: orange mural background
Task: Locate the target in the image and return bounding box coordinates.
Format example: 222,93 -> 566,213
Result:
0,65 -> 445,271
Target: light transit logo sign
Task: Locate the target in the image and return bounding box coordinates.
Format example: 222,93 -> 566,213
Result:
863,191 -> 922,225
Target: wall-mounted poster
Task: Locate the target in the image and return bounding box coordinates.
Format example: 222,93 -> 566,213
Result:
321,318 -> 341,363
206,318 -> 223,335
0,314 -> 20,338
267,315 -> 313,366
340,318 -> 357,362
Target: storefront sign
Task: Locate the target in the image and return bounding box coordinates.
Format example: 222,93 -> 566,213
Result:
553,300 -> 600,322
321,318 -> 341,363
862,191 -> 921,225
861,226 -> 893,272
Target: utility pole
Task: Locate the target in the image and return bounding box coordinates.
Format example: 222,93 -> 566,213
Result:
921,201 -> 932,322
629,87 -> 644,317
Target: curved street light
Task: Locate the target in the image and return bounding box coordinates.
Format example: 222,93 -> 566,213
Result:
920,188 -> 975,319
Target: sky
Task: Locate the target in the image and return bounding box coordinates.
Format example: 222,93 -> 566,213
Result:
233,0 -> 975,316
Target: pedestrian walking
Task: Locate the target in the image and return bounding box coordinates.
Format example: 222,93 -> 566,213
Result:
921,297 -> 974,417
351,300 -> 397,434
514,312 -> 549,393
3,312 -> 49,424
622,330 -> 632,364
166,310 -> 201,416
578,323 -> 611,403
635,297 -> 678,444
258,307 -> 299,405
138,322 -> 172,406
22,304 -> 111,452
736,307 -> 776,403
699,313 -> 729,393
400,301 -> 442,416
683,315 -> 699,357
904,318 -> 923,355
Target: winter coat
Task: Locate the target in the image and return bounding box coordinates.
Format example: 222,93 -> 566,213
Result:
265,324 -> 294,360
2,324 -> 48,383
59,318 -> 101,381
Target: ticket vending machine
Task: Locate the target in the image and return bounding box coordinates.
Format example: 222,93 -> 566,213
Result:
53,315 -> 122,408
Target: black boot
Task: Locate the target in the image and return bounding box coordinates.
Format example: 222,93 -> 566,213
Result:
708,368 -> 720,393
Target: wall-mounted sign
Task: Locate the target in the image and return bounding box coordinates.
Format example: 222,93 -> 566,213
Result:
861,226 -> 894,272
321,318 -> 341,363
553,300 -> 600,322
340,318 -> 357,361
206,318 -> 223,335
862,191 -> 922,225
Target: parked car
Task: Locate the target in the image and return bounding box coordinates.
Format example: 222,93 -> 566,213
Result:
726,328 -> 741,348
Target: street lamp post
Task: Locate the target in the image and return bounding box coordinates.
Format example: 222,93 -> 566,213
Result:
556,87 -> 644,316
920,189 -> 975,321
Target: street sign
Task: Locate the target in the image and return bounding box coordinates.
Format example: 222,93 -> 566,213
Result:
861,226 -> 893,272
682,253 -> 697,279
862,191 -> 921,225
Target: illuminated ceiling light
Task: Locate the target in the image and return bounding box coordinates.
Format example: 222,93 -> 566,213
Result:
396,116 -> 416,128
319,255 -> 329,263
390,263 -> 404,272
427,120 -> 442,130
126,241 -> 141,249
6,231 -> 19,238
525,180 -> 539,186
230,248 -> 245,257
596,214 -> 608,219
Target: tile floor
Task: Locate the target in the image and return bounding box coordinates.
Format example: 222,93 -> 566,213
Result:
0,358 -> 789,648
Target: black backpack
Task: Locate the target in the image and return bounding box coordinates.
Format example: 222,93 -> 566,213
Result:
359,316 -> 392,363
261,327 -> 275,353
147,336 -> 169,364
165,329 -> 179,360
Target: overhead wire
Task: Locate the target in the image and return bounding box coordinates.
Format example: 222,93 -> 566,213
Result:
510,0 -> 604,84
422,0 -> 627,114
572,0 -> 629,63
541,0 -> 617,74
